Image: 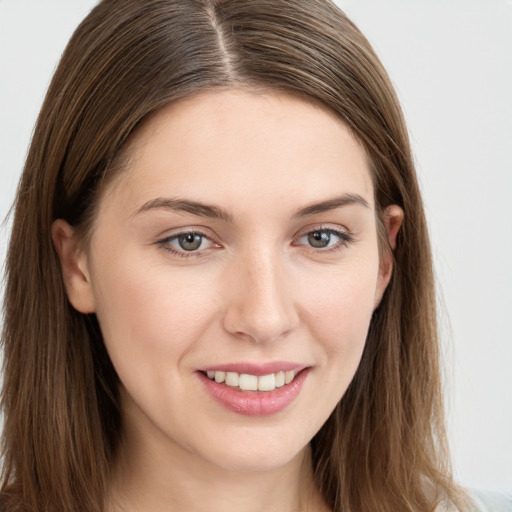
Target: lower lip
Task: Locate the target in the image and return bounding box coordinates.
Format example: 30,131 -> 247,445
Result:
197,368 -> 310,417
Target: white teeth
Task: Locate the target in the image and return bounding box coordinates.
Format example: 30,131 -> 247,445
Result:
225,372 -> 239,387
258,373 -> 275,391
206,369 -> 300,391
239,373 -> 258,391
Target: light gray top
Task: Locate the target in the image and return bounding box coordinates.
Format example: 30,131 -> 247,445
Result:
470,490 -> 512,512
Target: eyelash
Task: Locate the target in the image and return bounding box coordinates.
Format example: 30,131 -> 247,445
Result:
157,230 -> 216,258
292,226 -> 355,253
157,226 -> 354,258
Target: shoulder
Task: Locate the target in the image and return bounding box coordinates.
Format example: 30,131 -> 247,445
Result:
468,490 -> 512,512
436,489 -> 512,512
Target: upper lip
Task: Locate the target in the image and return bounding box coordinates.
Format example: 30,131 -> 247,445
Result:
199,361 -> 308,376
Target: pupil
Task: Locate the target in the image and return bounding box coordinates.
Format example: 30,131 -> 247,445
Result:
308,231 -> 330,248
179,233 -> 202,251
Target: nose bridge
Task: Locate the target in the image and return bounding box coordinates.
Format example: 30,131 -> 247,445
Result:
222,244 -> 298,343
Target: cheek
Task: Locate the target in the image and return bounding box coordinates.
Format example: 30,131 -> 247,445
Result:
303,255 -> 378,338
298,252 -> 379,383
90,251 -> 219,381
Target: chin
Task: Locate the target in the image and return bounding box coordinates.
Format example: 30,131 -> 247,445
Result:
195,429 -> 312,473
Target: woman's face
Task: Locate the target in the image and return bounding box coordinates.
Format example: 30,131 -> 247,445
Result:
56,89 -> 398,473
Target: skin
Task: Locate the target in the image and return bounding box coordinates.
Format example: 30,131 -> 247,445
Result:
53,89 -> 402,512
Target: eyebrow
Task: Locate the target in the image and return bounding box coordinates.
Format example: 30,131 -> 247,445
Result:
293,193 -> 370,217
133,193 -> 370,221
133,197 -> 233,222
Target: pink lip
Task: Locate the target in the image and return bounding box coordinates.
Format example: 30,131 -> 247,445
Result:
197,367 -> 310,417
200,361 -> 305,376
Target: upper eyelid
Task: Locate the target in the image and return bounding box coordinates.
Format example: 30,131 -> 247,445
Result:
157,226 -> 216,241
156,231 -> 219,258
292,226 -> 355,251
160,231 -> 217,246
156,224 -> 353,246
293,224 -> 352,239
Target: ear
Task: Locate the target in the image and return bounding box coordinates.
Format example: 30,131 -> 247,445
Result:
374,205 -> 404,308
52,219 -> 96,313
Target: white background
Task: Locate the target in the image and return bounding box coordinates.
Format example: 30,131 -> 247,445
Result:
1,0 -> 511,492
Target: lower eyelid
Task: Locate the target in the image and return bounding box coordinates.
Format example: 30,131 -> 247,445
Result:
295,228 -> 353,246
157,230 -> 215,253
156,227 -> 353,257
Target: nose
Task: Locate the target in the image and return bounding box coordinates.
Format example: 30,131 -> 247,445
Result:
222,249 -> 299,344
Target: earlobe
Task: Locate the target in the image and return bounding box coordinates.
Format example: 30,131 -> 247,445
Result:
374,205 -> 404,308
52,219 -> 96,313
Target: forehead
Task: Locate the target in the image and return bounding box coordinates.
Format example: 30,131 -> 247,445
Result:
102,88 -> 374,216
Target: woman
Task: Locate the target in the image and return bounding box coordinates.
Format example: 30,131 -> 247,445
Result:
1,1 -> 508,511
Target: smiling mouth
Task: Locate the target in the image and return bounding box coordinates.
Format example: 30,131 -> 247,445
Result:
198,367 -> 310,416
203,370 -> 301,392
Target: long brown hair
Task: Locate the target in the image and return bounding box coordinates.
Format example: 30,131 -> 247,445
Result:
1,0 -> 466,510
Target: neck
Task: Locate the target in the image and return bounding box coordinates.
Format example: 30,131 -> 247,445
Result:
106,409 -> 328,512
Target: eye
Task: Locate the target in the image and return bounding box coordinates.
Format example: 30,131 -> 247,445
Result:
175,232 -> 205,251
296,228 -> 353,251
158,230 -> 218,256
306,231 -> 334,248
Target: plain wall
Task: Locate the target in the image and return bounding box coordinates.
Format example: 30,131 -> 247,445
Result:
1,0 -> 511,492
